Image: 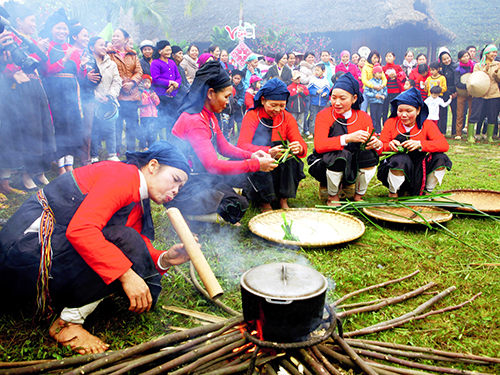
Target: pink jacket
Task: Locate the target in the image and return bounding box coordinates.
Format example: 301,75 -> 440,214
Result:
140,90 -> 160,117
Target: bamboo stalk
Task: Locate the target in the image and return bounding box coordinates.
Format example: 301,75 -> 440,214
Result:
354,349 -> 493,375
161,305 -> 227,323
277,358 -> 304,375
289,355 -> 314,375
337,282 -> 436,317
192,345 -> 252,373
298,348 -> 329,375
333,270 -> 420,306
311,346 -> 343,375
0,360 -> 53,369
345,341 -> 489,365
201,354 -> 283,375
344,286 -> 457,337
347,337 -> 500,365
139,336 -> 245,375
62,317 -> 243,375
332,332 -> 378,375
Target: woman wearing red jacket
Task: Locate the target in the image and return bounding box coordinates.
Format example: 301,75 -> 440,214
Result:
308,73 -> 381,206
167,61 -> 276,224
377,88 -> 452,197
238,78 -> 307,211
382,51 -> 405,122
0,141 -> 191,354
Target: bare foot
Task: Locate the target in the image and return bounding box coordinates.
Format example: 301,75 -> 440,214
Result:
0,193 -> 7,202
58,167 -> 66,176
261,203 -> 273,212
353,193 -> 364,202
327,194 -> 340,207
0,181 -> 26,195
388,192 -> 398,198
22,173 -> 37,190
49,318 -> 109,355
279,198 -> 289,209
35,173 -> 50,185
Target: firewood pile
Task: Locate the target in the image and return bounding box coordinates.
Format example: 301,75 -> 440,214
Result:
1,270 -> 499,375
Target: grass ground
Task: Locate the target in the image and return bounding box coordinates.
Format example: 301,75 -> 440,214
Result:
0,136 -> 499,374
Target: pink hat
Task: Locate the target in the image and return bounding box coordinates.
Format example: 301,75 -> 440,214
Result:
372,63 -> 383,74
340,50 -> 350,57
249,74 -> 262,85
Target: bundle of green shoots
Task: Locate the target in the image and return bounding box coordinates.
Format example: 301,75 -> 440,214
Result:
359,128 -> 376,150
317,193 -> 499,259
281,213 -> 300,241
275,131 -> 301,164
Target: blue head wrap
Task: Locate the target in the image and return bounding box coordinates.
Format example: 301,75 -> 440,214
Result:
389,87 -> 429,129
332,72 -> 363,110
253,78 -> 290,108
125,140 -> 190,176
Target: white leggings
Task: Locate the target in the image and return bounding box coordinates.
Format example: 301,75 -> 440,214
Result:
327,168 -> 376,196
388,169 -> 446,194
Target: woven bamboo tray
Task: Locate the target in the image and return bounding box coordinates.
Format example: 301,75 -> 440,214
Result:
440,189 -> 500,213
248,208 -> 365,247
362,206 -> 452,225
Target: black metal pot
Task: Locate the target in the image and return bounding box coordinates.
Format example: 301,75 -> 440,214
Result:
240,263 -> 328,343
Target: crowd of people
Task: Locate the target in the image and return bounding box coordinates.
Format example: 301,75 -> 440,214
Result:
0,1 -> 499,355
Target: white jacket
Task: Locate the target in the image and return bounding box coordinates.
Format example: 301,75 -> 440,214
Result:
95,54 -> 122,102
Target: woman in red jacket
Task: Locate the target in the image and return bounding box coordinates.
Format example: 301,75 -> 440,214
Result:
382,51 -> 405,122
167,61 -> 276,224
308,73 -> 381,206
0,141 -> 191,354
238,78 -> 307,211
377,88 -> 452,197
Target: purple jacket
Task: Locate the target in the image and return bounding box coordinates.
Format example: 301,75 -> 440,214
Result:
151,58 -> 182,97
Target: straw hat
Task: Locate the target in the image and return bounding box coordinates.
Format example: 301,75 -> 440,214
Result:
466,71 -> 490,97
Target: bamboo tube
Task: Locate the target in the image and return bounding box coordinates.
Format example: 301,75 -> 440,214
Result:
166,207 -> 223,299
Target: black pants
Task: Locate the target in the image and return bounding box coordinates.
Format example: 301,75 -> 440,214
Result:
116,100 -> 140,152
370,102 -> 383,133
470,97 -> 500,135
438,97 -> 457,135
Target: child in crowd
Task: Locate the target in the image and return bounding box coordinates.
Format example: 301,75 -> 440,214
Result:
140,75 -> 160,148
307,63 -> 330,137
411,64 -> 429,99
403,79 -> 416,91
364,63 -> 387,134
425,62 -> 447,97
245,75 -> 262,111
287,70 -> 310,134
228,69 -> 245,138
424,86 -> 452,129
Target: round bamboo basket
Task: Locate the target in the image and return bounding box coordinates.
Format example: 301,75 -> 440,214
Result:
248,208 -> 365,248
441,189 -> 500,213
362,206 -> 453,225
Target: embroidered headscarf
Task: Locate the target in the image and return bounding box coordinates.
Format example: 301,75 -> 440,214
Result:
390,87 -> 429,129
479,44 -> 498,67
253,77 -> 289,108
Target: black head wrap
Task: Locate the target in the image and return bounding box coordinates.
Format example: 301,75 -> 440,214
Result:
231,69 -> 244,78
253,78 -> 290,109
125,140 -> 190,176
40,8 -> 69,39
171,45 -> 182,55
153,40 -> 170,60
178,60 -> 231,114
4,0 -> 33,22
332,72 -> 363,110
389,87 -> 429,129
275,52 -> 286,64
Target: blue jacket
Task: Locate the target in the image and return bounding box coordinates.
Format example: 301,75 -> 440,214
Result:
365,78 -> 387,104
308,75 -> 330,106
233,82 -> 245,107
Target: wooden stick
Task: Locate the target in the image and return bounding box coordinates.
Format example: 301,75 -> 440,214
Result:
345,340 -> 489,365
337,282 -> 436,317
188,262 -> 241,316
289,355 -> 314,375
167,207 -> 223,299
336,297 -> 391,310
348,336 -> 500,365
365,360 -> 448,375
333,270 -> 420,306
161,305 -> 227,323
264,363 -> 278,375
200,354 -> 284,375
354,349 -> 494,375
311,346 -> 343,375
63,317 -> 242,375
0,360 -> 53,369
298,348 -> 329,375
344,286 -> 456,337
278,358 -> 304,375
332,332 -> 378,375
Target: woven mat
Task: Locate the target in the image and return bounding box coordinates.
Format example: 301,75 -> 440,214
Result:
248,208 -> 365,247
363,206 -> 453,225
440,189 -> 500,213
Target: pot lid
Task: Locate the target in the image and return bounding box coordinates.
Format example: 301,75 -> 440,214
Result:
240,263 -> 328,300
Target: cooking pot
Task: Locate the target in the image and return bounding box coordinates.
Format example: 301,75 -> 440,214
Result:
240,262 -> 328,343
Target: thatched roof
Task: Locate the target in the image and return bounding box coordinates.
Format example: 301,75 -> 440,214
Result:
166,0 -> 455,45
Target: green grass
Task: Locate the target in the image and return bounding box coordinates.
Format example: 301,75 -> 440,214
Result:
0,138 -> 499,374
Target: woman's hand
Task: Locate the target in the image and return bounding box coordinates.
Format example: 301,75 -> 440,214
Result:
13,70 -> 30,84
169,81 -> 179,90
268,146 -> 283,159
119,268 -> 153,314
37,38 -> 50,53
365,136 -> 382,150
160,244 -> 191,267
288,141 -> 303,155
389,139 -> 401,152
87,69 -> 101,83
251,150 -> 269,159
401,139 -> 422,152
122,81 -> 134,92
374,85 -> 382,91
62,45 -> 75,64
258,155 -> 278,172
345,130 -> 370,144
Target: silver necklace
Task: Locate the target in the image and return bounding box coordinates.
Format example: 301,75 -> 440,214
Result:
396,120 -> 423,138
258,110 -> 284,128
331,108 -> 358,126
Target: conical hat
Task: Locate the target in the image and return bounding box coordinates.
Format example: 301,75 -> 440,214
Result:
466,71 -> 490,98
456,73 -> 470,97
